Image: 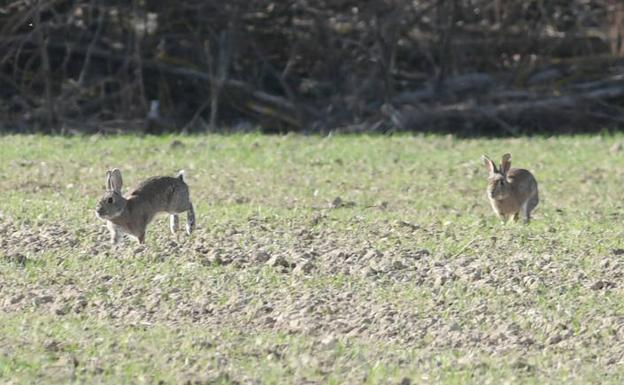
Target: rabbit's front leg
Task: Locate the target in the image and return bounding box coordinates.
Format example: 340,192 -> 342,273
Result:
107,222 -> 123,244
170,214 -> 179,234
495,211 -> 507,224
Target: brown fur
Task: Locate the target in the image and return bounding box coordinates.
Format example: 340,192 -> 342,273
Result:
482,154 -> 539,224
96,169 -> 195,244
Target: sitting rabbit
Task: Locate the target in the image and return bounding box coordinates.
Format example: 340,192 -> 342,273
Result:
482,153 -> 539,224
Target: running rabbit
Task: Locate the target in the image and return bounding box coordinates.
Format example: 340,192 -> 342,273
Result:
95,168 -> 195,244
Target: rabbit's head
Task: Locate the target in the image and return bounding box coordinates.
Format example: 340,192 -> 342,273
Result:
95,169 -> 126,220
482,154 -> 512,201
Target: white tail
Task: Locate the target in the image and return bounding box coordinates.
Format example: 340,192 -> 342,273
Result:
177,169 -> 186,182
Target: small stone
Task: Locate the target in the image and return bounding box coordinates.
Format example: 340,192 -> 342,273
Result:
320,335 -> 337,348
293,261 -> 315,275
590,280 -> 616,290
448,322 -> 461,332
34,295 -> 54,305
511,360 -> 534,372
397,220 -> 420,230
362,249 -> 382,261
253,251 -> 271,263
44,340 -> 62,352
331,197 -> 343,208
53,304 -> 70,316
546,334 -> 562,345
10,294 -> 24,304
391,260 -> 407,270
267,255 -> 290,268
234,196 -> 249,204
7,253 -> 27,265
330,196 -> 355,208
192,339 -> 214,350
73,297 -> 88,313
361,267 -> 376,277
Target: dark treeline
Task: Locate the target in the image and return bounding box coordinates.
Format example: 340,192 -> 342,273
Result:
1,0 -> 624,135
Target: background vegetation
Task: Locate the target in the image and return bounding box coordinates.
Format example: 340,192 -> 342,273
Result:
2,1 -> 624,135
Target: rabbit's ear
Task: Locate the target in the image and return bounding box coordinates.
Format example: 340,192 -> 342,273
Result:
500,153 -> 512,174
109,168 -> 123,192
482,155 -> 497,175
106,170 -> 113,190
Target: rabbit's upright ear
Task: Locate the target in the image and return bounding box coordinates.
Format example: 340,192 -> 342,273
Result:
482,155 -> 497,175
109,168 -> 123,193
500,153 -> 512,174
106,170 -> 113,190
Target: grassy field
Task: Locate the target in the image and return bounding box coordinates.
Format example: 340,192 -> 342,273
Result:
0,133 -> 623,384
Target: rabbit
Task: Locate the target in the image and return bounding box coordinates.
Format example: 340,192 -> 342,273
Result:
95,168 -> 195,244
482,153 -> 539,224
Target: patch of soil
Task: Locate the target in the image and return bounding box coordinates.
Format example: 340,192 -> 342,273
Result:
2,214 -> 623,359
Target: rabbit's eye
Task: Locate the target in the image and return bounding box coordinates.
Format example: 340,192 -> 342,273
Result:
107,197 -> 113,204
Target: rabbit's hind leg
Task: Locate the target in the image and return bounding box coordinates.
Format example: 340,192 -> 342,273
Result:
186,203 -> 195,235
521,200 -> 532,224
